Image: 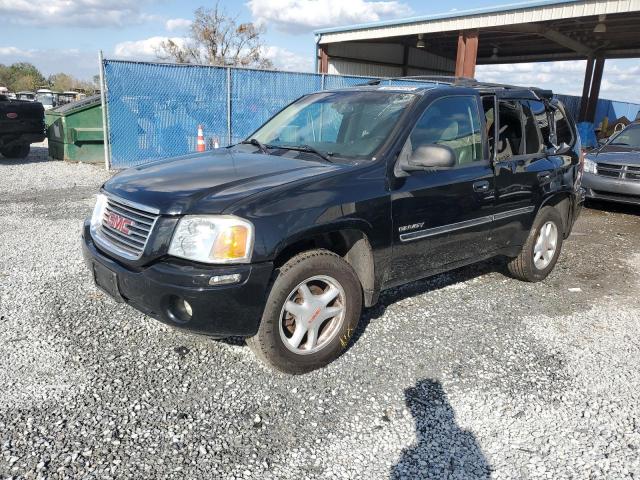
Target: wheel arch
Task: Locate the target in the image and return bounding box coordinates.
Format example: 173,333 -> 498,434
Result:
539,191 -> 573,237
272,225 -> 377,307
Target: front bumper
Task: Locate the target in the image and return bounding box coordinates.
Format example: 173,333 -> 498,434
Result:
82,221 -> 273,337
583,172 -> 640,205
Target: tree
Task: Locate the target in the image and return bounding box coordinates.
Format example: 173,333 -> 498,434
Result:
0,62 -> 99,94
157,4 -> 273,69
0,65 -> 11,89
49,72 -> 75,91
0,63 -> 46,91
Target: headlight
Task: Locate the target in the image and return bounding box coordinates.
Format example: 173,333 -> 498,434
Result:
90,193 -> 107,230
584,157 -> 597,174
168,215 -> 254,264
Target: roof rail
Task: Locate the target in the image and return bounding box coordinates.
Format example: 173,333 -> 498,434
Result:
362,75 -> 473,86
359,75 -> 553,99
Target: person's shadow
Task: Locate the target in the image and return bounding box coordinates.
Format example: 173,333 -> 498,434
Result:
391,380 -> 491,479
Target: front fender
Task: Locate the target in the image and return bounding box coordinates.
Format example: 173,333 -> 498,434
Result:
270,217 -> 374,260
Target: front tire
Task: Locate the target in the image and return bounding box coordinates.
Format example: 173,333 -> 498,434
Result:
247,249 -> 362,374
507,206 -> 564,282
0,144 -> 30,159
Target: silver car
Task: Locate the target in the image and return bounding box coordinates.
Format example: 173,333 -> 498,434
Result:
583,122 -> 640,205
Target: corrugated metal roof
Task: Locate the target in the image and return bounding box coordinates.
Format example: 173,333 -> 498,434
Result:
315,0 -> 580,34
316,0 -> 640,43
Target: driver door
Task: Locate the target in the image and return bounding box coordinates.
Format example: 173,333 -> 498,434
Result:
388,92 -> 496,285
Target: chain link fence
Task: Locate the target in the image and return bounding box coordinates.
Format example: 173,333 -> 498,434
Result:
102,60 -> 392,168
102,59 -> 639,169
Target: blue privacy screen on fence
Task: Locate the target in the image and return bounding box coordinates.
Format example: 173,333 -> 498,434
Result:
104,61 -> 229,168
230,69 -> 322,145
103,59 -> 640,169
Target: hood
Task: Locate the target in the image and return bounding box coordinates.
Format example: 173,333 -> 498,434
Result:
104,150 -> 342,214
589,146 -> 640,166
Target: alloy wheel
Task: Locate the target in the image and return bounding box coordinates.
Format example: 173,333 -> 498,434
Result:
533,221 -> 558,270
278,275 -> 346,355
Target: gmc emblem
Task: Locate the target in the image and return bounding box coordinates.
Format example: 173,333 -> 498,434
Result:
6,112 -> 18,119
106,211 -> 134,235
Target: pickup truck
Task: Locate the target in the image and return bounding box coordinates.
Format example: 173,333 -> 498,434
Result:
82,78 -> 584,374
0,94 -> 45,159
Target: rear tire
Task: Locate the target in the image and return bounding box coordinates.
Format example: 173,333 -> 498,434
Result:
1,144 -> 30,159
247,249 -> 362,374
507,206 -> 564,282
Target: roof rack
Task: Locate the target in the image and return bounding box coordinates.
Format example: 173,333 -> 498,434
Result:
362,75 -> 468,86
361,75 -> 553,99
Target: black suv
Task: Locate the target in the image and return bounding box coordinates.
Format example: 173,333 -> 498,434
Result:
0,94 -> 45,159
82,78 -> 584,374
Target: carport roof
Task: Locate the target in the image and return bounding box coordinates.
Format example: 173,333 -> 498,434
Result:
315,0 -> 640,63
314,0 -> 583,34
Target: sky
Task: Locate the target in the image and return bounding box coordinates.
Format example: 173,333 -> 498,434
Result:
1,0 -> 639,103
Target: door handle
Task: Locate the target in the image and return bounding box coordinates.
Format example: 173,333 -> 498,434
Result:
473,181 -> 490,193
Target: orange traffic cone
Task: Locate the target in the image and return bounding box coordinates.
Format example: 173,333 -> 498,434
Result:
197,125 -> 206,152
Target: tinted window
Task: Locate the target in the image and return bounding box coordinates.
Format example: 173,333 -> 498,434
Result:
409,96 -> 483,165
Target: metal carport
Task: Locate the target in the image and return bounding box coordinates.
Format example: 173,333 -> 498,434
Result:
315,0 -> 640,122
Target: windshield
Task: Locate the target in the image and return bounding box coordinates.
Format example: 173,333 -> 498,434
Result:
36,93 -> 54,106
608,124 -> 640,149
250,91 -> 416,160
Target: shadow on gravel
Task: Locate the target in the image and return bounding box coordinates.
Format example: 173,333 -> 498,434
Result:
349,258 -> 506,351
221,260 -> 507,353
390,379 -> 490,479
0,147 -> 51,165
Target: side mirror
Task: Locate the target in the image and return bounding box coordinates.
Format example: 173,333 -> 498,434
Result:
403,144 -> 456,172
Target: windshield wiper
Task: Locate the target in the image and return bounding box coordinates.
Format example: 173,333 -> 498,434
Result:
240,138 -> 270,155
277,145 -> 334,163
610,142 -> 630,146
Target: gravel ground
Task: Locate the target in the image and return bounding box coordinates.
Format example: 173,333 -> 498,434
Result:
1,146 -> 640,479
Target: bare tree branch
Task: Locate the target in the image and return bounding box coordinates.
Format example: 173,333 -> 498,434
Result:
156,3 -> 273,69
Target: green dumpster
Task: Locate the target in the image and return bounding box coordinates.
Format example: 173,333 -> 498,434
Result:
46,95 -> 104,163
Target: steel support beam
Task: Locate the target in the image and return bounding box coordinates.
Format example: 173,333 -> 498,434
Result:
455,32 -> 466,76
579,57 -> 595,122
585,56 -> 606,123
492,23 -> 592,56
455,30 -> 478,78
463,31 -> 478,78
319,45 -> 329,74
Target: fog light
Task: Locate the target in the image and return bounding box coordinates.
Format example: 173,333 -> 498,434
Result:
183,300 -> 193,317
209,273 -> 242,286
167,296 -> 193,324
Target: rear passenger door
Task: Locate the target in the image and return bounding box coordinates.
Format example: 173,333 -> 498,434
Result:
491,98 -> 557,249
389,91 -> 496,285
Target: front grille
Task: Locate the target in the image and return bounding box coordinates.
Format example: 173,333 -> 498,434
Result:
96,196 -> 159,260
627,165 -> 640,181
596,163 -> 623,178
596,163 -> 640,182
